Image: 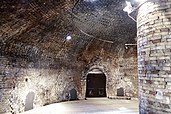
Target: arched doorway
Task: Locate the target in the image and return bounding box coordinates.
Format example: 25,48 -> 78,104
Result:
86,73 -> 107,97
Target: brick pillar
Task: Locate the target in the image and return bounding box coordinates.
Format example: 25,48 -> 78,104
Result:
137,1 -> 171,114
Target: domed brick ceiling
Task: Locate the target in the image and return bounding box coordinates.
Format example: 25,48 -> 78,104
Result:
0,1 -> 138,113
72,0 -> 136,42
0,0 -> 136,61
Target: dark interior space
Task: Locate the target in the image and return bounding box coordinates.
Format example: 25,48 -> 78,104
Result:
2,0 -> 171,113
86,73 -> 106,97
117,87 -> 124,96
69,89 -> 78,101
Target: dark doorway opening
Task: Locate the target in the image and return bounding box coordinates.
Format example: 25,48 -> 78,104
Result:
117,87 -> 124,96
69,89 -> 78,101
86,73 -> 106,97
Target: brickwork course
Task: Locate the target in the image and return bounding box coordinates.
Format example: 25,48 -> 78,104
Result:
137,0 -> 171,113
0,0 -> 138,114
4,0 -> 171,113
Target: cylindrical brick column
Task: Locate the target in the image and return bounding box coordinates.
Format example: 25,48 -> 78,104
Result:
137,0 -> 171,114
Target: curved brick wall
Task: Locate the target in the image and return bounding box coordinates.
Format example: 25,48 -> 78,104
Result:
137,1 -> 171,113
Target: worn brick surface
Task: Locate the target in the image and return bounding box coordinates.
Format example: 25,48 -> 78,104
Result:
0,0 -> 138,114
137,1 -> 171,114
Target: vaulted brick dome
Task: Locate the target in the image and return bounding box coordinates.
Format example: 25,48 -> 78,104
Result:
0,0 -> 136,62
0,1 -> 138,114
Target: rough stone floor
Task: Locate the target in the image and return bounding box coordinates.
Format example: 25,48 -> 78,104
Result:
21,98 -> 139,114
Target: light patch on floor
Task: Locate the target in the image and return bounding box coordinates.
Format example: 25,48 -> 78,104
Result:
20,98 -> 139,114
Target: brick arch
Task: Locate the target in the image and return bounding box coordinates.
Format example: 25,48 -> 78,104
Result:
81,64 -> 112,98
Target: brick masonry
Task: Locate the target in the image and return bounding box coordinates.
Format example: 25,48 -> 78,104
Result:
0,54 -> 82,114
137,0 -> 171,113
0,1 -> 138,113
80,44 -> 138,99
0,43 -> 138,114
